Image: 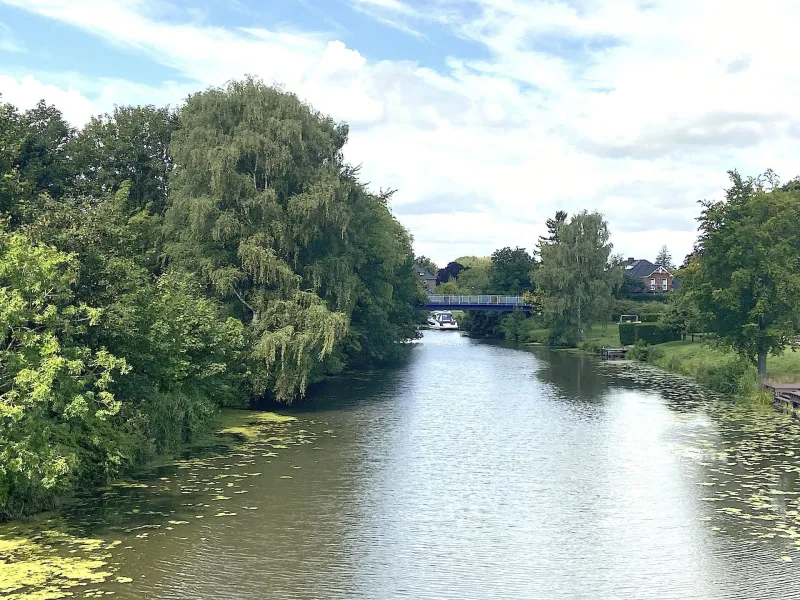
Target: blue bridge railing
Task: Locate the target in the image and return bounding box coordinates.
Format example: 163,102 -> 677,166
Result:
419,295 -> 531,312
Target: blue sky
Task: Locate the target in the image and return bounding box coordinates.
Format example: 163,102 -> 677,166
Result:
2,0 -> 800,265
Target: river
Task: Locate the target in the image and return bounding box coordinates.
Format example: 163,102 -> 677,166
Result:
4,331 -> 800,599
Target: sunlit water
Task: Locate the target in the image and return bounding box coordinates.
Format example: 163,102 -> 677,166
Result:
4,331 -> 800,599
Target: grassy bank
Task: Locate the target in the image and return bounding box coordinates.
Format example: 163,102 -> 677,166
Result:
518,321 -> 621,351
467,313 -> 799,402
517,318 -> 800,401
647,341 -> 800,398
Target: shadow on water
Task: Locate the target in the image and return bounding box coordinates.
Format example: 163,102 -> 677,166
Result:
526,347 -> 611,400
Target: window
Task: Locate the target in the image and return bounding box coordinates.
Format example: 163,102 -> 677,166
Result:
662,279 -> 668,290
650,278 -> 656,290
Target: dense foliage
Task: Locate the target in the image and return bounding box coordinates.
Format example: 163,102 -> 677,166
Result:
683,171 -> 800,377
534,211 -> 622,345
489,247 -> 535,295
0,80 -> 422,519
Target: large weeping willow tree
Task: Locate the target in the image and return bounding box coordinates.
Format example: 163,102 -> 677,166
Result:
164,78 -> 418,402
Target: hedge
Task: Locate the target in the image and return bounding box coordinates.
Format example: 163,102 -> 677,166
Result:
626,293 -> 669,303
619,323 -> 636,346
618,323 -> 681,346
633,323 -> 682,345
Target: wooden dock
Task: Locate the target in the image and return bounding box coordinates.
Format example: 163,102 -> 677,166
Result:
764,383 -> 800,412
601,347 -> 626,361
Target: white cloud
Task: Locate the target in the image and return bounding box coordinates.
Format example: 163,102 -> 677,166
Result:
2,0 -> 800,265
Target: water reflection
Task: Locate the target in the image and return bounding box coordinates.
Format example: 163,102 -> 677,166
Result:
4,331 -> 800,599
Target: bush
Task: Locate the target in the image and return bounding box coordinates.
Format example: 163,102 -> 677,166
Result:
626,340 -> 665,362
619,323 -> 636,346
702,357 -> 758,396
501,309 -> 527,341
460,311 -> 505,337
548,326 -> 579,348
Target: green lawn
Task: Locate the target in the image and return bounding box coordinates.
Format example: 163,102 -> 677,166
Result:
519,322 -> 620,349
655,340 -> 800,384
583,324 -> 621,349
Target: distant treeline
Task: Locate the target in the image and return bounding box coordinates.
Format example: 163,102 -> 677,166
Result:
434,170 -> 800,385
0,78 -> 423,520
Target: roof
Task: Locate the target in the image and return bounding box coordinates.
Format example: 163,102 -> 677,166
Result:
625,259 -> 673,278
624,259 -> 657,278
413,266 -> 436,280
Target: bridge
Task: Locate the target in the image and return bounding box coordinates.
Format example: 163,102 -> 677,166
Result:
420,295 -> 532,312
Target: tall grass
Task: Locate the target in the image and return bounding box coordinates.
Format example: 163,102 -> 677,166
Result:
651,342 -> 759,397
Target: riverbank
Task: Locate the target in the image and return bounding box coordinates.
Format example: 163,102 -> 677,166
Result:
0,408 -> 306,597
508,320 -> 622,353
0,409 -> 296,525
507,318 -> 800,403
647,341 -> 800,402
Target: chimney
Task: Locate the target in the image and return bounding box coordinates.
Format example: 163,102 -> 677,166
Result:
625,257 -> 635,265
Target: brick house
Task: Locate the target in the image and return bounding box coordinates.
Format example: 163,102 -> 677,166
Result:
413,265 -> 438,293
624,258 -> 675,293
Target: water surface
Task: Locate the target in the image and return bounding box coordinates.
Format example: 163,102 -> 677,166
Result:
4,332 -> 800,599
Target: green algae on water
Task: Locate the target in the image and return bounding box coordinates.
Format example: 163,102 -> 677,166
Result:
217,411 -> 297,442
0,523 -> 117,599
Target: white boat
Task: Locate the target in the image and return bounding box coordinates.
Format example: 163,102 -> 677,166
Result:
426,310 -> 459,330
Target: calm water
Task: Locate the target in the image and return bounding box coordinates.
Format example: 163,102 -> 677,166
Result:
5,331 -> 800,599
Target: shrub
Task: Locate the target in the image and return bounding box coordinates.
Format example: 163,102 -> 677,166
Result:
501,309 -> 526,342
701,357 -> 758,396
626,340 -> 665,362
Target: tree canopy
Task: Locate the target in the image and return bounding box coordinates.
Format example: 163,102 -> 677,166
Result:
683,171 -> 800,377
534,211 -> 621,344
655,245 -> 674,269
0,79 -> 422,519
489,246 -> 534,295
536,210 -> 567,256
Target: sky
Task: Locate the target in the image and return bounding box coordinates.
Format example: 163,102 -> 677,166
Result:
2,0 -> 799,267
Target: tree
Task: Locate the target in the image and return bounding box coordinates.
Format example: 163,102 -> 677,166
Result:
453,256 -> 491,293
534,211 -> 622,344
0,229 -> 129,518
655,245 -> 674,269
0,101 -> 27,221
536,210 -> 567,256
163,79 -> 353,401
436,261 -> 466,284
15,101 -> 74,200
164,78 -> 419,400
684,170 -> 800,378
618,273 -> 647,299
70,105 -> 178,214
659,292 -> 701,341
0,78 -> 422,518
489,246 -> 534,295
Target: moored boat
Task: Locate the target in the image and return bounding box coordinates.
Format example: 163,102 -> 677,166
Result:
426,310 -> 459,330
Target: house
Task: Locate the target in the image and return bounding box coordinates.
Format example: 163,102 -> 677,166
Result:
413,265 -> 438,293
623,258 -> 676,293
